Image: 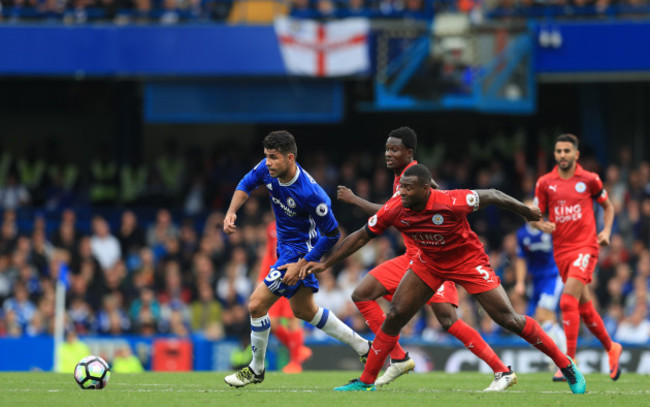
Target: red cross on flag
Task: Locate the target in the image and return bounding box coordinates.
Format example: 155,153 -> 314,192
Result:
274,17 -> 370,77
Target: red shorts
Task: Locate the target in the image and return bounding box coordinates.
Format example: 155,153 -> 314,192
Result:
554,249 -> 598,285
269,296 -> 294,319
409,252 -> 500,295
370,254 -> 459,307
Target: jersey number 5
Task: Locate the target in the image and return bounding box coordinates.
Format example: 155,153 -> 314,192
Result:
476,265 -> 490,281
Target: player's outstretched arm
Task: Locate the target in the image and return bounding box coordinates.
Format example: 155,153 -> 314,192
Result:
337,185 -> 383,215
513,257 -> 528,297
597,196 -> 614,246
224,190 -> 249,234
302,226 -> 373,277
476,189 -> 542,222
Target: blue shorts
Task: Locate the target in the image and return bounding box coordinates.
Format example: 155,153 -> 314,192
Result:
528,274 -> 563,315
263,249 -> 319,299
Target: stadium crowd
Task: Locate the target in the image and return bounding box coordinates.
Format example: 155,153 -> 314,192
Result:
0,136 -> 649,346
0,0 -> 648,24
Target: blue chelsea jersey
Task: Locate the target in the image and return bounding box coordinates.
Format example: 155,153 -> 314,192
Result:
516,224 -> 559,279
237,159 -> 339,256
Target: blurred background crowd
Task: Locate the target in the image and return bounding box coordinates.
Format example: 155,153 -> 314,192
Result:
0,0 -> 649,25
1,133 -> 649,345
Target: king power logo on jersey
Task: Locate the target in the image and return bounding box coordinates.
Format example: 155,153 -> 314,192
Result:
554,203 -> 582,223
274,17 -> 370,77
409,233 -> 446,246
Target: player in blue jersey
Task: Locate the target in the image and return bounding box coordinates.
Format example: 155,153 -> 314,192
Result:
224,131 -> 371,388
514,199 -> 567,381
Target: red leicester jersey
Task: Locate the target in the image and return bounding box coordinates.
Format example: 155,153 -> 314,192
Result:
264,221 -> 278,259
392,160 -> 419,258
367,188 -> 489,270
534,164 -> 607,257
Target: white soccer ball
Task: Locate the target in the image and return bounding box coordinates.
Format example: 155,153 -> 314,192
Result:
74,355 -> 111,390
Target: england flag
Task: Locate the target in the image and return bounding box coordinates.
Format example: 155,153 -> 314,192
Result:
274,17 -> 370,77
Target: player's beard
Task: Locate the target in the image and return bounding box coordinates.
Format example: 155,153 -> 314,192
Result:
557,157 -> 575,171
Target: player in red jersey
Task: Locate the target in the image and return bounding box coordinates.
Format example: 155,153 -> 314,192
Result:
534,134 -> 622,381
257,221 -> 312,373
288,164 -> 585,394
336,127 -> 513,391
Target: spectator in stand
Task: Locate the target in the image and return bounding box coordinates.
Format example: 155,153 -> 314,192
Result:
289,0 -> 319,18
2,282 -> 36,333
190,281 -> 223,336
158,259 -> 192,305
615,304 -> 650,344
147,209 -> 179,250
337,0 -> 372,17
129,286 -> 161,328
118,210 -> 146,262
90,216 -> 122,271
95,293 -> 131,335
68,296 -> 95,334
51,209 -> 81,254
0,173 -> 31,211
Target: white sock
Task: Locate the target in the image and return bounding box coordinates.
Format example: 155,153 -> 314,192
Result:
310,307 -> 369,356
542,320 -> 567,354
250,314 -> 271,374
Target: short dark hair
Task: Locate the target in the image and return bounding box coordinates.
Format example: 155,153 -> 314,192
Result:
555,133 -> 579,149
264,130 -> 298,158
388,127 -> 417,152
403,164 -> 431,186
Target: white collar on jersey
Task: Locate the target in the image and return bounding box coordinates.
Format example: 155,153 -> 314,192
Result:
525,223 -> 542,235
279,166 -> 301,187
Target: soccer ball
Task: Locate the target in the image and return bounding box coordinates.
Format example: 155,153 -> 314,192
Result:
74,356 -> 111,389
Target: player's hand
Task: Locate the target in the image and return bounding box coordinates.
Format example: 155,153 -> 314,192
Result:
301,261 -> 326,279
597,230 -> 611,246
278,262 -> 301,286
337,185 -> 357,204
521,205 -> 543,222
537,220 -> 556,233
514,282 -> 526,297
223,213 -> 237,234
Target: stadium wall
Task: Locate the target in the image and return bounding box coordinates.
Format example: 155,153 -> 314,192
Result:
1,336 -> 649,374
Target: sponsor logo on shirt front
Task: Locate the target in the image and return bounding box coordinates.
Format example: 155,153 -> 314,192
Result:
553,202 -> 582,223
409,233 -> 446,246
271,196 -> 297,217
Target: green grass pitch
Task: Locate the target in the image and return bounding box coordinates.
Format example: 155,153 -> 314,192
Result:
1,371 -> 648,407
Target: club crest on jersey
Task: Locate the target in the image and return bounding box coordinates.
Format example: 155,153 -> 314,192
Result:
369,215 -> 378,227
316,203 -> 329,217
575,182 -> 586,193
432,214 -> 444,225
287,197 -> 296,208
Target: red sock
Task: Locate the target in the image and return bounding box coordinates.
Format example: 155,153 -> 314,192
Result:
560,294 -> 580,358
274,325 -> 292,349
287,329 -> 304,362
360,328 -> 398,384
521,316 -> 570,368
448,319 -> 508,373
579,301 -> 612,351
355,301 -> 407,360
